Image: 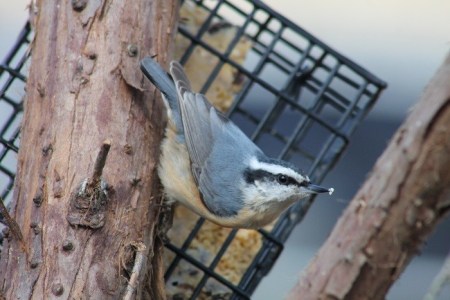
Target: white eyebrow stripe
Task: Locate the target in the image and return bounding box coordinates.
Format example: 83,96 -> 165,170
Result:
249,157 -> 307,183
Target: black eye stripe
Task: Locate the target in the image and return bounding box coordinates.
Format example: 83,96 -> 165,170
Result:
244,169 -> 271,183
277,174 -> 302,186
278,174 -> 310,187
299,180 -> 308,187
244,168 -> 307,187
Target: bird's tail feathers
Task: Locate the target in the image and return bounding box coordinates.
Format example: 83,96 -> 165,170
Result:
141,57 -> 183,133
140,57 -> 178,112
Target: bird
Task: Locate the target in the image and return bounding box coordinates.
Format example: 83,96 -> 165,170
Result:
140,57 -> 334,229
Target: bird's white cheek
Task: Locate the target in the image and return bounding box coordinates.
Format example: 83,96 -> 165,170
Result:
241,181 -> 266,209
254,181 -> 269,198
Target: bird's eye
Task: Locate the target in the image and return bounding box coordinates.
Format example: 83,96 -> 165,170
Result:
277,174 -> 289,185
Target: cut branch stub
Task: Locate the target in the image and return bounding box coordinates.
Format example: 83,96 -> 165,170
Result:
66,140 -> 111,229
66,179 -> 109,228
90,139 -> 111,187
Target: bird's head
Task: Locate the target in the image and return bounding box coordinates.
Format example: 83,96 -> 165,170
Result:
242,156 -> 333,214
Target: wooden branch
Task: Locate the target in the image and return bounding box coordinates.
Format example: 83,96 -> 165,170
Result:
288,52 -> 450,300
0,0 -> 178,298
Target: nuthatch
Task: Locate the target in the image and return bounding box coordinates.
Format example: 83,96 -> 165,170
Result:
140,57 -> 334,229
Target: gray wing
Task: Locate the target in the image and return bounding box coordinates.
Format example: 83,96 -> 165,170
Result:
170,61 -> 192,91
170,61 -> 262,216
170,61 -> 214,182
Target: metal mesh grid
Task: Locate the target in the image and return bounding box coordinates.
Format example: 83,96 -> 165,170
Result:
0,1 -> 386,299
0,22 -> 31,203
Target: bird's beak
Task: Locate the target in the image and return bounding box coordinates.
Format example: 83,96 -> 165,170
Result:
305,183 -> 334,195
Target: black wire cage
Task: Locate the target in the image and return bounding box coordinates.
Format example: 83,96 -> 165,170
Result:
0,0 -> 386,299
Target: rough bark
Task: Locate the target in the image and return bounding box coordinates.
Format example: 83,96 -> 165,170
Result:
287,52 -> 450,300
0,0 -> 178,299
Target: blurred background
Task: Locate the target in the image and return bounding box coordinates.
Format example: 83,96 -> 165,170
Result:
1,1 -> 449,299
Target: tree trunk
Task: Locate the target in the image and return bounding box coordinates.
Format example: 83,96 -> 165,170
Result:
287,52 -> 450,300
0,0 -> 178,299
